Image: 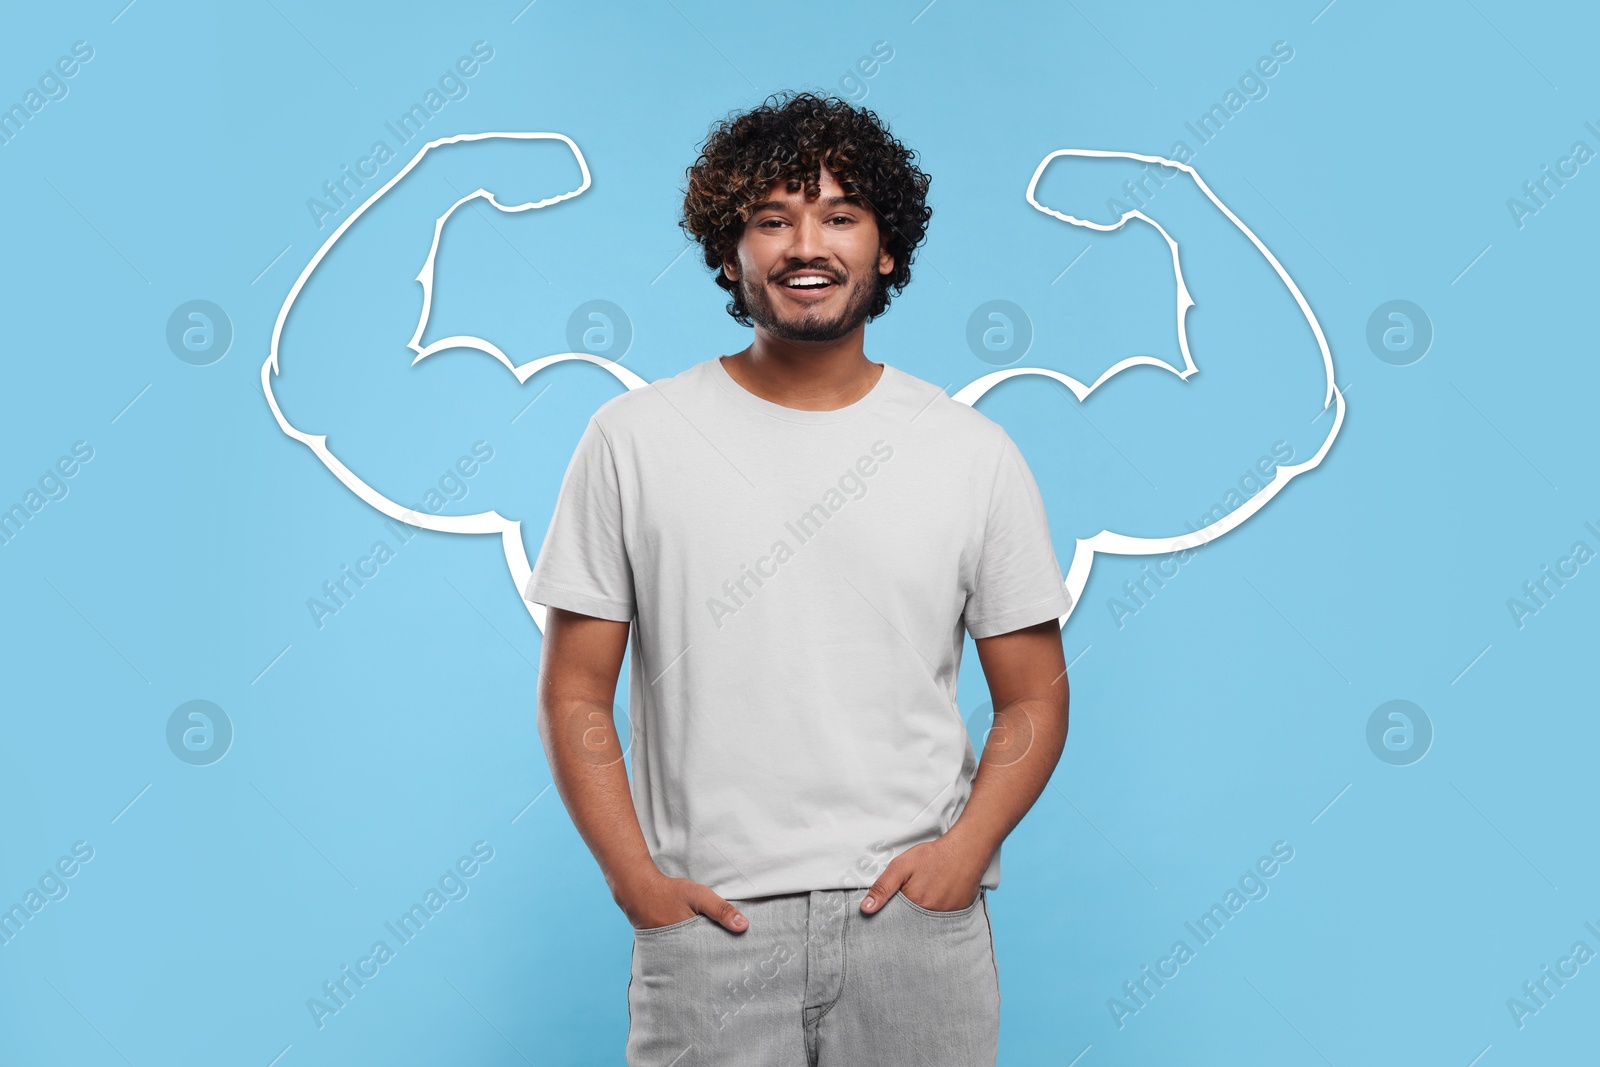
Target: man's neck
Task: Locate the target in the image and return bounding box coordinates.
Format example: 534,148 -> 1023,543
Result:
722,331 -> 884,412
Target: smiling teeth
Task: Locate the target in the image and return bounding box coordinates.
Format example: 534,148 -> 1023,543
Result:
786,277 -> 831,288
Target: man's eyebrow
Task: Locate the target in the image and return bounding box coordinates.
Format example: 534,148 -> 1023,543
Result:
749,194 -> 869,214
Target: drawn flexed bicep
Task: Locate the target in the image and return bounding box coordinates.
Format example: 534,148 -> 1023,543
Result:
960,150 -> 1344,612
262,133 -> 647,629
269,132 -> 590,417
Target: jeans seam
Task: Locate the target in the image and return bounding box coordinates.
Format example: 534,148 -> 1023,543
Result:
809,898 -> 850,1025
625,937 -> 636,1049
980,889 -> 999,995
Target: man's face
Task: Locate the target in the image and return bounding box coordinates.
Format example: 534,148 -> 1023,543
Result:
723,165 -> 895,343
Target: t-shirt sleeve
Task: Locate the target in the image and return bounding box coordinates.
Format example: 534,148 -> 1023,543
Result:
963,432 -> 1072,639
522,416 -> 636,622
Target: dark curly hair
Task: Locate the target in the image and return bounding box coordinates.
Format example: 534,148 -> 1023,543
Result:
680,90 -> 933,326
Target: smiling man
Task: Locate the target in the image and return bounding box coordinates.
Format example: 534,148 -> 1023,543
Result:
526,90 -> 1072,1066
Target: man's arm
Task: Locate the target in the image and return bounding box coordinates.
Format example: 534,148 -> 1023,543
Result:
861,617 -> 1069,913
538,606 -> 749,932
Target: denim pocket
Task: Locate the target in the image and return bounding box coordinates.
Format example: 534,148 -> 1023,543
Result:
633,913 -> 707,936
895,887 -> 983,918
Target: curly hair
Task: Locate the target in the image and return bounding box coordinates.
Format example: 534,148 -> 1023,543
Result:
680,90 -> 933,326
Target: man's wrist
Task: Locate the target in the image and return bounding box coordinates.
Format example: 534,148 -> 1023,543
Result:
940,818 -> 1003,869
605,860 -> 665,901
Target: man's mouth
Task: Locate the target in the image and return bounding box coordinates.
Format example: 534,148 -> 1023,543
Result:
777,272 -> 837,292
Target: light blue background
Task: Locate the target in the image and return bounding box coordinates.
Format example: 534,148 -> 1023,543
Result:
2,2 -> 1596,1064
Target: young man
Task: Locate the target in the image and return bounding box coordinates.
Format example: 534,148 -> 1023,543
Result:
526,91 -> 1071,1066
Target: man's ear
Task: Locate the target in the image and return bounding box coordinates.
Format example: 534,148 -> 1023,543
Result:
722,253 -> 740,283
878,240 -> 895,277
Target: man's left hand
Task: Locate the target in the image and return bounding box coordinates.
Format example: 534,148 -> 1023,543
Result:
859,832 -> 992,914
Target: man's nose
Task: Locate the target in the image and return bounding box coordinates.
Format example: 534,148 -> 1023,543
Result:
787,213 -> 828,261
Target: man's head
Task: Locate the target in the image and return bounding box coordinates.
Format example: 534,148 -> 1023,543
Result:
680,90 -> 932,340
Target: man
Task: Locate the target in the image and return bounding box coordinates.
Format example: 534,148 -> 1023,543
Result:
525,90 -> 1071,1066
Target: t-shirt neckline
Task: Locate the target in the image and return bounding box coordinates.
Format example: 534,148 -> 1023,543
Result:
709,354 -> 895,425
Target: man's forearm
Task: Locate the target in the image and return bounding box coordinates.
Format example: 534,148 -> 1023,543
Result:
944,691 -> 1069,860
538,693 -> 661,898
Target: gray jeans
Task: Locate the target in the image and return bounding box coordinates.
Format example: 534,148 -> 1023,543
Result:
626,884 -> 999,1066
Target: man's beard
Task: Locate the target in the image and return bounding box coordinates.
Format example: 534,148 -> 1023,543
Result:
740,269 -> 877,342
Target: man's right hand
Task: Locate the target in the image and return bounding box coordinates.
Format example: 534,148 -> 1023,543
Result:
615,871 -> 748,933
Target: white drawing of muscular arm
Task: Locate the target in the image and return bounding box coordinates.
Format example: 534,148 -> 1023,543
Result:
261,133 -> 649,633
955,151 -> 1346,616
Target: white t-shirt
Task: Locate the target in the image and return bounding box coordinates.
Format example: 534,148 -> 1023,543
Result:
525,355 -> 1072,899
